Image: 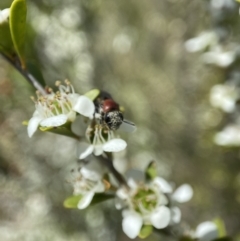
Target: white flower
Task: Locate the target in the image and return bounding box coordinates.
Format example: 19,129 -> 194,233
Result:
201,46 -> 235,67
214,125 -> 240,146
211,0 -> 236,10
116,177 -> 171,239
27,80 -> 95,137
116,175 -> 194,239
195,221 -> 218,241
185,32 -> 217,53
210,84 -> 239,113
0,8 -> 9,24
70,161 -> 106,209
77,125 -> 127,159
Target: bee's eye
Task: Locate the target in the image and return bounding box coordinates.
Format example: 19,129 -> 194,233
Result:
104,114 -> 111,124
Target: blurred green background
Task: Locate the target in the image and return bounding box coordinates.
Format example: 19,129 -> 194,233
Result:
1,0 -> 240,240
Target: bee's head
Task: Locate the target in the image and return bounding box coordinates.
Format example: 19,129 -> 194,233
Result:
104,111 -> 123,130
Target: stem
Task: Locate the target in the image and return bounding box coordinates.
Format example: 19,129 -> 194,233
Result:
98,155 -> 129,188
1,53 -> 46,95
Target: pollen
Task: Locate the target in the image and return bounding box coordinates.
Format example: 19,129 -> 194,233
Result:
55,80 -> 61,86
30,80 -> 78,120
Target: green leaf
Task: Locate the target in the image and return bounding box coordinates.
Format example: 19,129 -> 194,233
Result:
214,218 -> 227,237
39,124 -> 80,139
84,89 -> 100,101
64,195 -> 82,209
213,238 -> 233,241
178,237 -> 194,241
0,11 -> 15,57
90,193 -> 114,205
26,61 -> 46,87
139,225 -> 153,239
63,193 -> 114,209
9,0 -> 27,69
145,161 -> 157,181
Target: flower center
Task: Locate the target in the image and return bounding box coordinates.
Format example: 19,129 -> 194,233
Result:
33,80 -> 76,118
132,187 -> 158,213
86,125 -> 115,146
72,173 -> 98,195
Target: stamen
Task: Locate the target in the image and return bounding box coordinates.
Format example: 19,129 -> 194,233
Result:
65,79 -> 71,85
93,128 -> 100,146
70,84 -> 75,94
108,130 -> 114,141
53,105 -> 60,115
30,96 -> 35,102
99,128 -> 106,143
59,85 -> 67,93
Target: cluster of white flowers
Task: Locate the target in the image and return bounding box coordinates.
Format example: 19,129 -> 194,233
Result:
28,81 -> 133,158
185,9 -> 240,150
115,177 -> 193,239
27,81 -> 200,240
185,31 -> 237,68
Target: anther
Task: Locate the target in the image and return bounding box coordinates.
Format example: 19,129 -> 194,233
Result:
55,80 -> 61,86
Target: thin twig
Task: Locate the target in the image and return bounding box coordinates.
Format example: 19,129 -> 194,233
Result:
0,53 -> 46,95
98,155 -> 129,188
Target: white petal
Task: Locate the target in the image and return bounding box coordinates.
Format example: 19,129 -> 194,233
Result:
127,178 -> 138,189
122,211 -> 143,239
115,197 -> 125,210
150,206 -> 171,229
77,192 -> 94,209
67,93 -> 80,106
171,206 -> 181,224
119,120 -> 137,133
73,96 -> 95,119
93,145 -> 104,156
67,110 -> 76,122
172,184 -> 193,203
78,143 -> 94,159
116,187 -> 129,200
159,193 -> 168,205
153,177 -> 173,193
27,116 -> 42,137
103,139 -> 127,152
195,221 -> 218,241
40,114 -> 68,127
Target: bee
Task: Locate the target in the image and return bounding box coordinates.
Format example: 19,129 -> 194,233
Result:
94,90 -> 123,130
85,89 -> 136,132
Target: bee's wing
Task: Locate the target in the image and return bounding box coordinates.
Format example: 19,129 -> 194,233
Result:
119,119 -> 137,132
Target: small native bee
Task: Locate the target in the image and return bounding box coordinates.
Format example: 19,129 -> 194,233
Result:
87,89 -> 136,132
